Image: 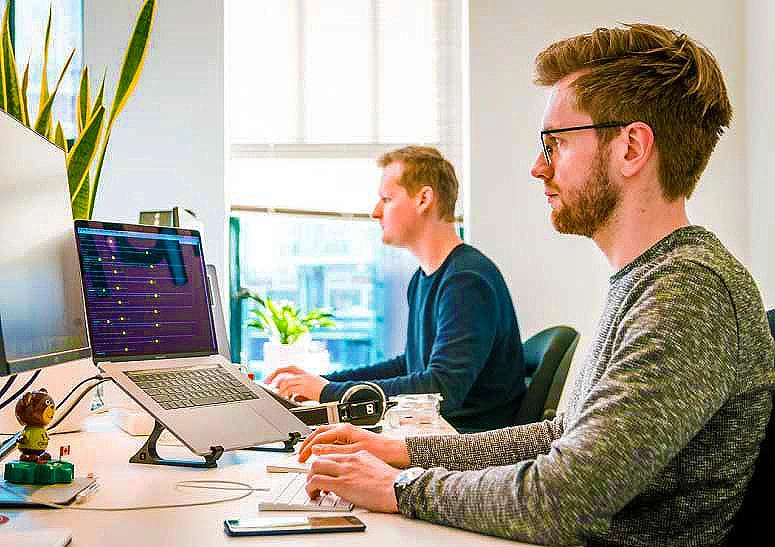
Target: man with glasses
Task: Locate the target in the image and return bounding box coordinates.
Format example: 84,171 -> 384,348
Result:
292,24 -> 775,546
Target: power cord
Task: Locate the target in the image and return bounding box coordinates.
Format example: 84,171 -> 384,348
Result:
0,375 -> 16,400
0,370 -> 40,411
0,480 -> 267,511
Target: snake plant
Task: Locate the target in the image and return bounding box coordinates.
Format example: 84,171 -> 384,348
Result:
0,0 -> 156,219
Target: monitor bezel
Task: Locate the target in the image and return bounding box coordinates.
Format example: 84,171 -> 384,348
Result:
73,219 -> 219,363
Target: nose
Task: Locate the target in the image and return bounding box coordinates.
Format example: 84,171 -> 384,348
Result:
371,202 -> 382,219
530,150 -> 552,182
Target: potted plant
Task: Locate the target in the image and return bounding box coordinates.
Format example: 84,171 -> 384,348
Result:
0,0 -> 156,220
241,291 -> 335,368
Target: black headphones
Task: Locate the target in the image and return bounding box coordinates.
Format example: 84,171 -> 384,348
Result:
289,381 -> 389,427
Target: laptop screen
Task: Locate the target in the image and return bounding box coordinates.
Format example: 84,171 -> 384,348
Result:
73,221 -> 217,361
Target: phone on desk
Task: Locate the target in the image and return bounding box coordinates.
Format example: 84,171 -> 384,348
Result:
224,515 -> 366,536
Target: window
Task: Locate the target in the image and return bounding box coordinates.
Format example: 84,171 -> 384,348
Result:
227,1 -> 465,371
9,0 -> 83,138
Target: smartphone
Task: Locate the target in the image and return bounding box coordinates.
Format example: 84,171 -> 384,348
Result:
224,515 -> 366,536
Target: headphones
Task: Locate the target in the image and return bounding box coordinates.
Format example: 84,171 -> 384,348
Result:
290,381 -> 388,427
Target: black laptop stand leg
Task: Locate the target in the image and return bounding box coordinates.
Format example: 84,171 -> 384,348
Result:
129,420 -> 224,468
243,432 -> 303,453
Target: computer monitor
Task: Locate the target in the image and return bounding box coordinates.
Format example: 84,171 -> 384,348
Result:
0,110 -> 91,376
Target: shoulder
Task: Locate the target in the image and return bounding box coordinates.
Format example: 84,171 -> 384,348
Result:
442,244 -> 505,280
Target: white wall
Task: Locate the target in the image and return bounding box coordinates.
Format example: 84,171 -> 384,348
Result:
747,0 -> 775,308
83,0 -> 226,280
468,1 -> 749,367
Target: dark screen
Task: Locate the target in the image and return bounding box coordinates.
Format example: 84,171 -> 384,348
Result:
74,223 -> 216,361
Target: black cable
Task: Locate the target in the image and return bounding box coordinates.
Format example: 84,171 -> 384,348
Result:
0,375 -> 16,400
53,374 -> 104,409
0,369 -> 40,411
47,377 -> 110,431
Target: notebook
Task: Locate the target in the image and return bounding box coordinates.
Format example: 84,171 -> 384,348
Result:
73,220 -> 309,456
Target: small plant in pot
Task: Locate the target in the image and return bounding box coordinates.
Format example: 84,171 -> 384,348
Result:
241,291 -> 335,368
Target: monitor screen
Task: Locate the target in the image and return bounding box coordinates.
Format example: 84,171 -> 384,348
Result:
0,111 -> 91,376
73,221 -> 217,361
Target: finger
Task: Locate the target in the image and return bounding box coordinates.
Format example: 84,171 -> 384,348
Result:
310,457 -> 345,477
264,366 -> 303,384
305,474 -> 340,499
311,443 -> 361,457
298,427 -> 353,459
298,425 -> 338,460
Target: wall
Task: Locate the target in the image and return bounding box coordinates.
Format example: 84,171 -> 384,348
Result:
83,0 -> 226,280
747,0 -> 775,308
468,1 -> 749,372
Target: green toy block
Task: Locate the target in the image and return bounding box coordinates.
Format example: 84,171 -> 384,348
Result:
3,460 -> 74,485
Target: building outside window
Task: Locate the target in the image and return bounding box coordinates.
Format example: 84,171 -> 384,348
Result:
226,0 -> 465,372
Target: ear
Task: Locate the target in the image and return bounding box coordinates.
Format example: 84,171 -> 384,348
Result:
415,186 -> 434,215
618,122 -> 655,178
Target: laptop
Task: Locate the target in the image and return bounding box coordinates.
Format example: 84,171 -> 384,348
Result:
72,220 -> 309,455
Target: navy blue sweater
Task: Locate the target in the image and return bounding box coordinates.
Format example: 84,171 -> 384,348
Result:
320,244 -> 526,432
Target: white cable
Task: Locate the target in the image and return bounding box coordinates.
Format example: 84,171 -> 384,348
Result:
0,479 -> 264,511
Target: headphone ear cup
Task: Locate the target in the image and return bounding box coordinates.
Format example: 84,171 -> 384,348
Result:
340,382 -> 387,426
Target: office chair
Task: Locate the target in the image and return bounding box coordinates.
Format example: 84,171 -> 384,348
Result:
726,309 -> 775,546
512,325 -> 579,425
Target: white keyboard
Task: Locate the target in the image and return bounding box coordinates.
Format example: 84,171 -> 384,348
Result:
259,472 -> 353,512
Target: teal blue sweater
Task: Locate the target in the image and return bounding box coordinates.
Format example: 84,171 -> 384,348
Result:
320,244 -> 526,432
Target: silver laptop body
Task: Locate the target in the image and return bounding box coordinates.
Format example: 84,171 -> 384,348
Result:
73,220 -> 309,455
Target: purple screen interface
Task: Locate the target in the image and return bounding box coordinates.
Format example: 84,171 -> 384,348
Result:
75,226 -> 215,359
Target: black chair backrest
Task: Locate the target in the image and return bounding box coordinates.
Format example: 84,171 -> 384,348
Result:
513,325 -> 579,425
727,309 -> 775,545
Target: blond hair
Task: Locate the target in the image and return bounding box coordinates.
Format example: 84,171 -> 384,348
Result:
535,23 -> 732,199
377,146 -> 458,222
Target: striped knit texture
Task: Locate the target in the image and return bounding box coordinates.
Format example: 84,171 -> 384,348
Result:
399,226 -> 775,546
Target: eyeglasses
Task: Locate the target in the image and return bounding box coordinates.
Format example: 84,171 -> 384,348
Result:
539,121 -> 629,166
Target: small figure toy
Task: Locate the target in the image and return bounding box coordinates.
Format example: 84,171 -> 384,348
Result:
15,388 -> 56,463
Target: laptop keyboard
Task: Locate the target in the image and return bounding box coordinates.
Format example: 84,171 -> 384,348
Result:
259,472 -> 353,512
126,365 -> 259,410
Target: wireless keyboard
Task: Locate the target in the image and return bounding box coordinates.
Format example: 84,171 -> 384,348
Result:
259,472 -> 353,512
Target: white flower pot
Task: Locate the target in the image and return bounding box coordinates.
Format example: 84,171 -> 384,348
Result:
263,334 -> 310,369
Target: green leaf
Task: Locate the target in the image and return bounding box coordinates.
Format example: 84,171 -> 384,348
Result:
20,59 -> 30,126
89,0 -> 156,219
67,105 -> 106,219
34,48 -> 75,136
76,66 -> 89,134
90,70 -> 105,119
37,5 -> 53,128
53,121 -> 67,151
1,3 -> 24,123
0,1 -> 9,112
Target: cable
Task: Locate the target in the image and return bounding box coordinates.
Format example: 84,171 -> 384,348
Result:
47,378 -> 110,431
0,370 -> 40,411
54,375 -> 104,409
0,480 -> 262,511
0,375 -> 16,400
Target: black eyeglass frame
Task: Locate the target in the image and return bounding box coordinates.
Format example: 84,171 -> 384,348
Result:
539,121 -> 630,166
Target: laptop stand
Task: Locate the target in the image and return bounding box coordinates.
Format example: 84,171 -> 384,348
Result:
129,419 -> 224,468
243,431 -> 303,453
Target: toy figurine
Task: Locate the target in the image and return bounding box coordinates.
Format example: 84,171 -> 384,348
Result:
14,388 -> 56,463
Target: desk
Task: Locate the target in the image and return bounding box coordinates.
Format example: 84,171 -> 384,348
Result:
1,418 -> 537,546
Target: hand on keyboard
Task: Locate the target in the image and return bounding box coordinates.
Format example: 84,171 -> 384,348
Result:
259,472 -> 353,512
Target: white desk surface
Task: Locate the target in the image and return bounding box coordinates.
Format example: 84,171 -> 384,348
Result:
1,418 -> 538,547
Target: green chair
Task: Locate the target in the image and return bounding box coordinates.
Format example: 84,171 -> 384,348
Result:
512,325 -> 580,425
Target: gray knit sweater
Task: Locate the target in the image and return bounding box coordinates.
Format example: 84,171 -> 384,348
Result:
398,226 -> 775,546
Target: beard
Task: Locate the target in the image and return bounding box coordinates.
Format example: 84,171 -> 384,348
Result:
550,145 -> 620,237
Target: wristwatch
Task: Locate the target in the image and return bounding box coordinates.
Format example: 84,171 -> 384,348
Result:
393,466 -> 425,506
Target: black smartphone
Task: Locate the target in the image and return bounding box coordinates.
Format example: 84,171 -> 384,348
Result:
224,515 -> 366,536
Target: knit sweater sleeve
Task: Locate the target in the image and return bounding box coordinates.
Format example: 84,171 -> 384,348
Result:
396,264 -> 738,545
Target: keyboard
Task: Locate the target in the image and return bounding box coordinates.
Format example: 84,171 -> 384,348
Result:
259,472 -> 353,512
126,365 -> 259,410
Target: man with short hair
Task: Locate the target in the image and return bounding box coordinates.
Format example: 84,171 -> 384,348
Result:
266,146 -> 526,433
295,24 -> 775,546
